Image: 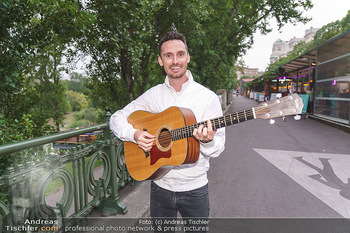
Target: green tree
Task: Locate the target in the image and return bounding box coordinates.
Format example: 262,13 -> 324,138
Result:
66,90 -> 89,112
1,0 -> 80,116
65,72 -> 88,93
1,0 -> 39,121
77,0 -> 167,111
187,0 -> 312,89
1,0 -> 89,137
0,0 -> 91,180
31,45 -> 72,128
76,0 -> 313,112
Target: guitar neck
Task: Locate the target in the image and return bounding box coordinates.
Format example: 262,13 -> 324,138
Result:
172,108 -> 256,141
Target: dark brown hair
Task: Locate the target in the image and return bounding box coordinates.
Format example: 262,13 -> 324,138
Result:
158,31 -> 188,56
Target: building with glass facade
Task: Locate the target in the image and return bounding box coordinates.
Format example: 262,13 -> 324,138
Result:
278,30 -> 350,128
314,31 -> 350,125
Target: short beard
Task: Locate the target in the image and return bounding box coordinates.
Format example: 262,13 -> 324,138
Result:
167,67 -> 187,80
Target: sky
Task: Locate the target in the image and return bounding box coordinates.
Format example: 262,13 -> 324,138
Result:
242,1 -> 350,72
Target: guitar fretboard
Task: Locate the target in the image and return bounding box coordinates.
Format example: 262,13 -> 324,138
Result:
172,108 -> 256,141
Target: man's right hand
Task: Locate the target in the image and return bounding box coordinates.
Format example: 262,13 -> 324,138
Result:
134,130 -> 155,152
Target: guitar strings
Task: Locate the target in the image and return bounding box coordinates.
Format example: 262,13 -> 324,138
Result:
157,109 -> 259,141
159,108 -> 261,140
157,110 -> 256,142
157,96 -> 293,142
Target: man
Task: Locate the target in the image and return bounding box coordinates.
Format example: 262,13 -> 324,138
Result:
110,31 -> 225,231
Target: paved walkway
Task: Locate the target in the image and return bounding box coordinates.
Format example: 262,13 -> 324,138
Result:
210,95 -> 350,217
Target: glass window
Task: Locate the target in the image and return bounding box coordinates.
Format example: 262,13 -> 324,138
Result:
315,78 -> 350,98
318,32 -> 350,63
315,76 -> 350,123
317,55 -> 350,81
314,99 -> 349,122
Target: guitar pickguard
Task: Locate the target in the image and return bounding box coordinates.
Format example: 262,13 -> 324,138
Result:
150,145 -> 171,165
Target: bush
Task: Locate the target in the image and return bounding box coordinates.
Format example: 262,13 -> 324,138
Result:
66,90 -> 89,112
0,113 -> 55,174
69,119 -> 91,128
69,108 -> 103,128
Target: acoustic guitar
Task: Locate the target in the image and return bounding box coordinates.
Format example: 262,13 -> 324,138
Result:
124,94 -> 303,181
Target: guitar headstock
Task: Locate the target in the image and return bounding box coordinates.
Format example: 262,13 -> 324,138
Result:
255,94 -> 304,120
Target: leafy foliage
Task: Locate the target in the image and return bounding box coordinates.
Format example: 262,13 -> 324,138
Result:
0,113 -> 55,176
66,90 -> 88,112
64,72 -> 88,93
69,108 -> 103,128
73,0 -> 314,112
0,0 -> 88,177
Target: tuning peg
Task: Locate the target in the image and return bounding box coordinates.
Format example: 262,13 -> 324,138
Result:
294,115 -> 301,120
269,119 -> 275,125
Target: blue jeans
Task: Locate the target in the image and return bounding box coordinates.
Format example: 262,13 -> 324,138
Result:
150,181 -> 209,232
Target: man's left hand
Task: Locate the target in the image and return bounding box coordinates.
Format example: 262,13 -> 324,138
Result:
193,120 -> 217,143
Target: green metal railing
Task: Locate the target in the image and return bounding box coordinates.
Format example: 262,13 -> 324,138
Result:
0,113 -> 133,232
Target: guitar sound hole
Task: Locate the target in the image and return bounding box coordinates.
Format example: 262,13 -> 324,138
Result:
158,128 -> 172,148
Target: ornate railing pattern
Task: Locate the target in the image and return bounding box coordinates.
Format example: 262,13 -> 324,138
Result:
0,113 -> 133,232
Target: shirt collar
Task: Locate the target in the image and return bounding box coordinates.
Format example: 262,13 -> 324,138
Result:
165,70 -> 193,93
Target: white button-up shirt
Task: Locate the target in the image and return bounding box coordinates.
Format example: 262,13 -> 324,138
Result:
110,70 -> 225,192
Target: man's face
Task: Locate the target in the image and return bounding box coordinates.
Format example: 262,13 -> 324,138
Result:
158,39 -> 190,80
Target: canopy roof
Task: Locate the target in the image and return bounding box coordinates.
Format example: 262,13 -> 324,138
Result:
278,30 -> 350,75
278,49 -> 316,75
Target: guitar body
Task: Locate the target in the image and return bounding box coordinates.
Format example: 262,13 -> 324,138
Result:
124,106 -> 200,181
